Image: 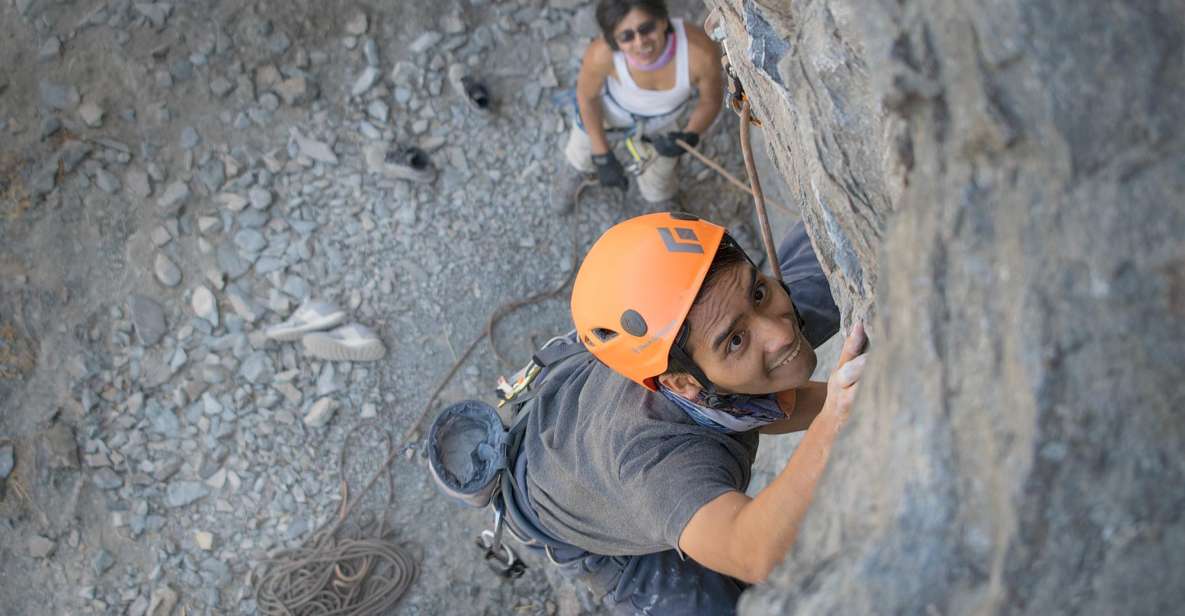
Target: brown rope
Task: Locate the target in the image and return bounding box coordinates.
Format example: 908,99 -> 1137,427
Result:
674,137 -> 794,215
737,101 -> 783,283
253,428 -> 417,616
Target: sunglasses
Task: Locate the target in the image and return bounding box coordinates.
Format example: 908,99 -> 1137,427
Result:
615,19 -> 659,45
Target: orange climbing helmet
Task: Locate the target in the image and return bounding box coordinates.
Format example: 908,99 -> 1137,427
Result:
572,212 -> 728,390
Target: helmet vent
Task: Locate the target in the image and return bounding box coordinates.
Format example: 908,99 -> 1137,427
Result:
592,328 -> 618,343
619,310 -> 648,337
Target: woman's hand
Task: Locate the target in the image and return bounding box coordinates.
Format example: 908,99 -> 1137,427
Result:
824,322 -> 868,426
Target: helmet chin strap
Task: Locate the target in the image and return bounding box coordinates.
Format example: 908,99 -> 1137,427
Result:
670,325 -> 748,409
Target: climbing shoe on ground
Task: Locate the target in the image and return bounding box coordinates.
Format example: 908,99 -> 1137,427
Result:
461,76 -> 491,111
363,144 -> 436,184
301,323 -> 386,362
265,300 -> 346,342
449,64 -> 492,112
549,161 -> 591,215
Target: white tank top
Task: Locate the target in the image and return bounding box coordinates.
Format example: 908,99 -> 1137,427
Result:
604,17 -> 692,119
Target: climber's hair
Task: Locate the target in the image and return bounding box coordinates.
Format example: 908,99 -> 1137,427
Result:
596,0 -> 671,51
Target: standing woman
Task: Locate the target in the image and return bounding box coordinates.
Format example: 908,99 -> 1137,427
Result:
551,0 -> 724,212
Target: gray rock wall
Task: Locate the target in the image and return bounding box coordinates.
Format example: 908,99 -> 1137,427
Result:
711,0 -> 1185,613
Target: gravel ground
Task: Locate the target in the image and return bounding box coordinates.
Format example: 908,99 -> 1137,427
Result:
0,0 -> 817,613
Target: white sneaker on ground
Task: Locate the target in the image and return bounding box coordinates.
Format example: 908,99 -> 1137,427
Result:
265,300 -> 346,342
301,323 -> 386,362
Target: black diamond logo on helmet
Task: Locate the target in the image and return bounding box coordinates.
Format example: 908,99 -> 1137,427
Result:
658,227 -> 703,253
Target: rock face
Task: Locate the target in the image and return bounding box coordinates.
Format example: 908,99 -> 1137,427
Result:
713,0 -> 1185,613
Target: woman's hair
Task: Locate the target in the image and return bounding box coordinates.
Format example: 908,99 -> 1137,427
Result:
664,235 -> 751,376
595,0 -> 671,51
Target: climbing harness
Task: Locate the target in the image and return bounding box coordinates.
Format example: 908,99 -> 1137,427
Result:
623,132 -> 657,177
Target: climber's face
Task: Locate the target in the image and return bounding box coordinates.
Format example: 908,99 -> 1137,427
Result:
612,9 -> 669,65
677,262 -> 817,397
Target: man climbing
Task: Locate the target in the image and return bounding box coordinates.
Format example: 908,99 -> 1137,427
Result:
503,212 -> 868,614
550,0 -> 724,212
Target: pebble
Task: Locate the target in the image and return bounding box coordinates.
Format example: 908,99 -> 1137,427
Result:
180,127 -> 201,149
29,535 -> 56,558
154,254 -> 182,287
210,76 -> 235,97
78,101 -> 104,127
92,468 -> 123,489
239,352 -> 274,383
275,76 -> 314,105
126,168 -> 152,198
166,481 -> 209,507
0,445 -> 13,479
248,187 -> 273,210
39,80 -> 80,110
351,66 -> 379,96
363,38 -> 380,67
191,285 -> 219,327
302,397 -> 338,428
358,121 -> 382,140
228,287 -> 264,322
198,216 -> 222,234
409,31 -> 442,54
289,128 -> 338,165
345,11 -> 368,35
440,15 -> 466,34
157,181 -> 191,214
135,2 -> 171,28
218,192 -> 250,212
94,168 -> 121,193
92,549 -> 115,575
366,100 -> 389,123
194,531 -> 214,551
39,36 -> 61,62
217,242 -> 250,279
234,229 -> 266,253
150,225 -> 172,247
128,294 -> 167,346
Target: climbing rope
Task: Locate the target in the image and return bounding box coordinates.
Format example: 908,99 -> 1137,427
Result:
252,428 -> 417,615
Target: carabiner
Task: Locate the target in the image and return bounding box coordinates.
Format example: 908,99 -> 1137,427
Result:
475,503 -> 527,578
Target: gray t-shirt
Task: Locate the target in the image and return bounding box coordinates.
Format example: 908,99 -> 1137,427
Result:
521,358 -> 759,556
521,222 -> 838,557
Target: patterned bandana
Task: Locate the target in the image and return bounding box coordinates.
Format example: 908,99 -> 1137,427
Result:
659,386 -> 786,433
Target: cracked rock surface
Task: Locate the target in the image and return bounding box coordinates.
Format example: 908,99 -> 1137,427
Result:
0,0 -> 788,614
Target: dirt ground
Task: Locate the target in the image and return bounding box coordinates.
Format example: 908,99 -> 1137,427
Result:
0,0 -> 829,613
